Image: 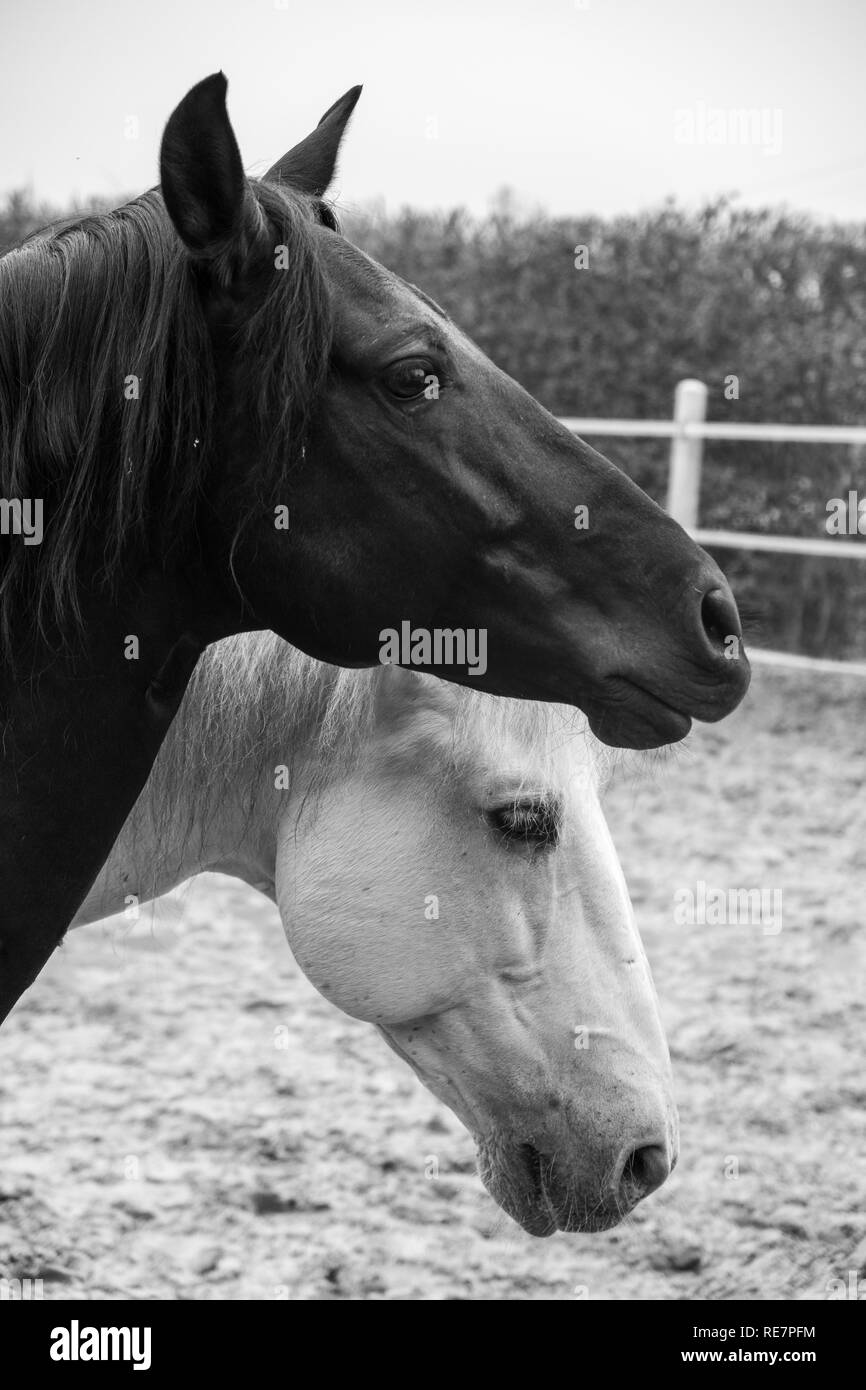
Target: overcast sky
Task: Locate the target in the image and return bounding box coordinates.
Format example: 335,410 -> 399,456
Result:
2,0 -> 865,222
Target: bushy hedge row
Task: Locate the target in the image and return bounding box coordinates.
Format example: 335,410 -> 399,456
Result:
343,194 -> 866,659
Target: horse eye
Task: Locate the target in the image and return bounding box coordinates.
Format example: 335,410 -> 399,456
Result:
486,801 -> 559,850
382,357 -> 435,400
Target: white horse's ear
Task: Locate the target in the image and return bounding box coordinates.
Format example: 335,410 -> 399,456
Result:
372,663 -> 455,734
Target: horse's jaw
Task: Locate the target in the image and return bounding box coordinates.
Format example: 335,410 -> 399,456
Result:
376,1012 -> 679,1238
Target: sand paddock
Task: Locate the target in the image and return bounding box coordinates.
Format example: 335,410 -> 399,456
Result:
0,666 -> 863,1300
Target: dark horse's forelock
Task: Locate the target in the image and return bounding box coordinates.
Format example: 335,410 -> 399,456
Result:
0,180 -> 333,658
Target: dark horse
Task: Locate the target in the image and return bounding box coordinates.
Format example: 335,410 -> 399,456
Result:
0,74 -> 748,1026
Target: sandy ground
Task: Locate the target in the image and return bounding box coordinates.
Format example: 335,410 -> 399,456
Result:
0,665 -> 864,1301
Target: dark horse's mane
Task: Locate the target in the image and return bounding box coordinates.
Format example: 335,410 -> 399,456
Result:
0,181 -> 333,656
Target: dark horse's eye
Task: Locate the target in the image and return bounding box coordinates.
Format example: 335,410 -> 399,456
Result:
381,357 -> 437,400
486,800 -> 560,851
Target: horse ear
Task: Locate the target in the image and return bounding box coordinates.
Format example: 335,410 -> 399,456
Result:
264,85 -> 362,195
373,663 -> 456,738
160,72 -> 263,264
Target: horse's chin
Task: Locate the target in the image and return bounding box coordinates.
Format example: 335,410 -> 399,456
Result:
584,680 -> 693,750
476,1136 -> 628,1237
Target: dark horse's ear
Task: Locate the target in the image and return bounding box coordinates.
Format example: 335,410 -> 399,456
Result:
264,85 -> 362,195
160,72 -> 263,266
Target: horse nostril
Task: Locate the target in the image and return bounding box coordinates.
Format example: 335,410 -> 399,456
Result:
700,585 -> 742,652
620,1143 -> 671,1201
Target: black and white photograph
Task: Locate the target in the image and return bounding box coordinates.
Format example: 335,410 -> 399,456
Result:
0,0 -> 863,1343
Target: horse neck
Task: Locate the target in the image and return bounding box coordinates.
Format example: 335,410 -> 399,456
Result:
71,672 -> 291,928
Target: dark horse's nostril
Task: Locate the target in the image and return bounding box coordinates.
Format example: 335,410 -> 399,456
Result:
701,586 -> 742,651
620,1143 -> 670,1201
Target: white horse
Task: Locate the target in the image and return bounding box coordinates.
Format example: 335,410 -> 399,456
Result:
75,633 -> 678,1236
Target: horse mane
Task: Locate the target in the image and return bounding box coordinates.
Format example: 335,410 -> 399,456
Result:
0,181 -> 332,656
131,632 -> 611,865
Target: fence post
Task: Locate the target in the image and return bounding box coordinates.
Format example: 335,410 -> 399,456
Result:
666,378 -> 707,529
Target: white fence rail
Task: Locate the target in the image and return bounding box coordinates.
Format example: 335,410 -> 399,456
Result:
559,379 -> 866,675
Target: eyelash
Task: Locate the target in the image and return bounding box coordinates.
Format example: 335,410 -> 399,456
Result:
485,803 -> 559,849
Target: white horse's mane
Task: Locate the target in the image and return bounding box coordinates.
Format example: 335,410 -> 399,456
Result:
136,631 -> 611,837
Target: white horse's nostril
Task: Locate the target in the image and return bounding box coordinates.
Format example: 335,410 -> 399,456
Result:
618,1142 -> 671,1202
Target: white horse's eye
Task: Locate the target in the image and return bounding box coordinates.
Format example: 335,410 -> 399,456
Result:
486,800 -> 559,850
